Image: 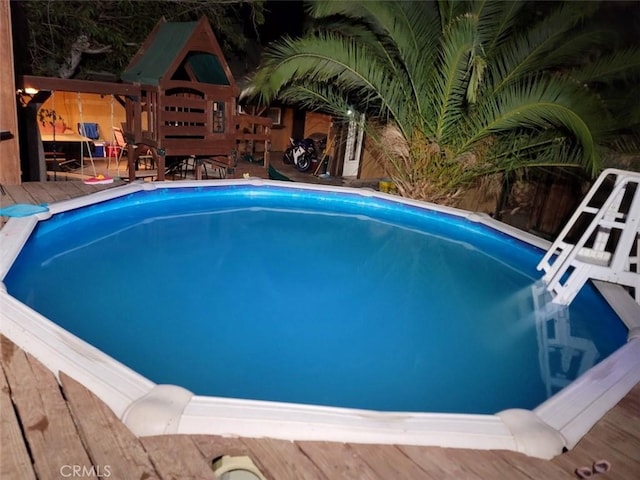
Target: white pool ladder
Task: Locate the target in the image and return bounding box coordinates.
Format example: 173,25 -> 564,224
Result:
537,168 -> 640,306
531,283 -> 598,397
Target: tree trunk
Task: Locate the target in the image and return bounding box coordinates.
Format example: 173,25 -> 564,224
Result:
58,35 -> 111,79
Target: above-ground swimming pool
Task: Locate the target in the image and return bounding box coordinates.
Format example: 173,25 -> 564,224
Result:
2,180 -> 639,459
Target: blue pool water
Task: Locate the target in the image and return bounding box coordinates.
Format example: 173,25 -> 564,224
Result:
4,186 -> 628,414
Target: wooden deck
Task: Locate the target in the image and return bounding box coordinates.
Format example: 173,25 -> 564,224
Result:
1,180 -> 640,479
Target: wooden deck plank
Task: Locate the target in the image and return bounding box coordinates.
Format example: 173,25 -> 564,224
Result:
398,446 -> 486,479
47,179 -> 123,198
491,450 -> 575,479
191,434 -> 252,461
20,182 -> 59,204
0,358 -> 37,480
1,184 -> 37,207
553,434 -> 640,480
59,372 -> 160,480
241,438 -> 328,480
297,441 -> 381,480
140,435 -> 218,480
602,397 -> 640,439
617,382 -> 640,417
78,180 -> 126,195
349,443 -> 434,479
551,436 -> 606,477
0,192 -> 16,209
552,387 -> 640,480
600,417 -> 640,458
0,180 -> 123,228
446,449 -> 547,480
0,336 -> 93,480
34,181 -> 79,203
42,179 -> 123,203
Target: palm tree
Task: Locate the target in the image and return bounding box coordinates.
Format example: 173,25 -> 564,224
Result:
247,0 -> 640,204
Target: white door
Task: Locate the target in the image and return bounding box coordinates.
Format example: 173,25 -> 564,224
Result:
341,112 -> 365,177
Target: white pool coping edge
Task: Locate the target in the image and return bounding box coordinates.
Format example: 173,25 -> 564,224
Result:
1,179 -> 639,460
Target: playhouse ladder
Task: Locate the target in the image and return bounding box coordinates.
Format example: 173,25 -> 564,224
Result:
537,169 -> 640,306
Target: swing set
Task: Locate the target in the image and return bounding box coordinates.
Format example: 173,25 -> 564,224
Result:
20,75 -> 145,182
39,90 -> 117,183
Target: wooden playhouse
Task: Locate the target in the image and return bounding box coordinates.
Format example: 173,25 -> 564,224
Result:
120,16 -> 271,180
19,16 -> 270,182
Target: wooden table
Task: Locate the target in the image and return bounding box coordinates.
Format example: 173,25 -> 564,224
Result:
41,132 -> 95,159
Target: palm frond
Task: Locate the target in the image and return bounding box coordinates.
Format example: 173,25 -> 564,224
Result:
463,77 -> 604,175
572,48 -> 640,85
247,0 -> 639,201
476,0 -> 524,55
486,129 -> 598,176
275,83 -> 353,119
249,32 -> 417,139
430,11 -> 477,142
602,127 -> 640,155
490,1 -> 600,92
541,27 -> 622,69
436,0 -> 470,29
308,1 -> 440,120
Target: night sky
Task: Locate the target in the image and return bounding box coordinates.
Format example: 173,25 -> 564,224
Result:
260,0 -> 306,43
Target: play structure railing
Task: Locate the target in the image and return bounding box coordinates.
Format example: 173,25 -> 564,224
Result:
123,108 -> 273,181
162,97 -> 208,136
234,114 -> 272,169
129,92 -> 237,157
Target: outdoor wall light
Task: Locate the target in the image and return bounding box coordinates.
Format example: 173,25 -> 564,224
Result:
16,88 -> 49,107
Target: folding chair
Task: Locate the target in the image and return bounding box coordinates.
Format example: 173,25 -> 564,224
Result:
78,123 -> 100,140
111,127 -> 154,171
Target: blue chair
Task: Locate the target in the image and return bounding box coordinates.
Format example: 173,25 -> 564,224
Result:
78,123 -> 100,140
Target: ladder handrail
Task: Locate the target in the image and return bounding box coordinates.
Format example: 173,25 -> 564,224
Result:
544,176 -> 640,291
610,190 -> 640,272
538,168 -> 640,306
537,169 -> 640,274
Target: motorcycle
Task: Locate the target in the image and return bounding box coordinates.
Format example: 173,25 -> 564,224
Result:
282,137 -> 317,172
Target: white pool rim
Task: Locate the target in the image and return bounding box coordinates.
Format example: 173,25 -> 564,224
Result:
1,179 -> 639,460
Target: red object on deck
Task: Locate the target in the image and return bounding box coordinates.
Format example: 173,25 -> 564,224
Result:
106,146 -> 121,157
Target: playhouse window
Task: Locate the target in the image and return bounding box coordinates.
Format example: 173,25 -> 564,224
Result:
184,52 -> 230,86
213,102 -> 225,133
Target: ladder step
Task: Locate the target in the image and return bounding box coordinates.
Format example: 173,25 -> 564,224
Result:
537,169 -> 640,306
576,248 -> 611,266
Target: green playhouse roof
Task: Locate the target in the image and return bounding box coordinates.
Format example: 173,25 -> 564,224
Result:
121,21 -> 230,86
